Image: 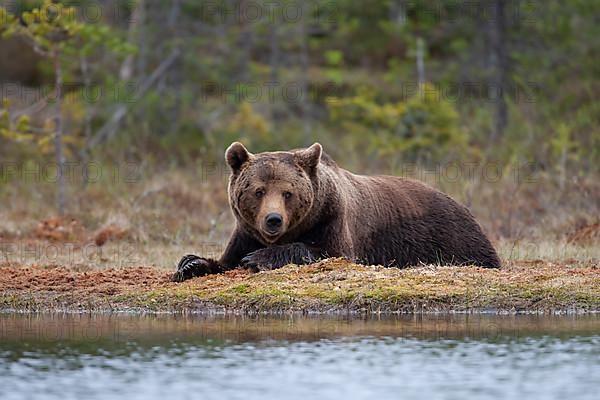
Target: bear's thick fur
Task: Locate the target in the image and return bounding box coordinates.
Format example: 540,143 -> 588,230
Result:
172,142 -> 500,282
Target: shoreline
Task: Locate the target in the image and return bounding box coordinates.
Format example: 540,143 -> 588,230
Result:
1,259 -> 598,315
1,308 -> 599,316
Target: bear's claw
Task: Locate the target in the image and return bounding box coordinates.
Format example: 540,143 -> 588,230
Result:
240,250 -> 273,272
171,254 -> 214,282
241,244 -> 316,272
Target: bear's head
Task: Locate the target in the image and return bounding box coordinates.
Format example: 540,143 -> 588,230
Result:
225,142 -> 322,244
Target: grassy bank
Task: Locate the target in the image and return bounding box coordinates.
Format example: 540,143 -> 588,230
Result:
1,258 -> 598,314
1,169 -> 598,315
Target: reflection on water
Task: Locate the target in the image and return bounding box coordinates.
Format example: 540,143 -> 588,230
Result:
1,314 -> 599,400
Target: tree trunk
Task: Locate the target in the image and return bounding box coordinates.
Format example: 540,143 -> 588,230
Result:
80,53 -> 93,187
416,36 -> 426,85
52,49 -> 66,215
487,0 -> 510,142
299,21 -> 311,144
236,0 -> 253,83
119,0 -> 142,82
268,22 -> 280,126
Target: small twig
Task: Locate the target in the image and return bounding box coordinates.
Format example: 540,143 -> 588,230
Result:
19,32 -> 50,57
10,97 -> 49,122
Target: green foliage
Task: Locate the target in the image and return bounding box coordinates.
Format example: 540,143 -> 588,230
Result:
328,84 -> 468,164
324,50 -> 344,82
0,0 -> 598,176
0,0 -> 136,154
0,101 -> 33,142
74,23 -> 136,58
226,102 -> 271,142
0,0 -> 135,57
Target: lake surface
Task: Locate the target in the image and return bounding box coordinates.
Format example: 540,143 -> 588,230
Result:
0,314 -> 599,400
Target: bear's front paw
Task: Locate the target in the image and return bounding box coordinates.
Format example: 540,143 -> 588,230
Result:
240,248 -> 278,272
172,255 -> 214,282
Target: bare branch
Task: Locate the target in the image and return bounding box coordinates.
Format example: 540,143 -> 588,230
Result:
83,48 -> 180,154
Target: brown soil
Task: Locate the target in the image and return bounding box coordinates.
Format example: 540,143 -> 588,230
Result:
0,259 -> 598,314
0,263 -> 170,295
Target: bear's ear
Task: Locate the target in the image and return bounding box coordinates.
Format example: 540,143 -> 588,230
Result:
225,142 -> 253,172
295,142 -> 322,174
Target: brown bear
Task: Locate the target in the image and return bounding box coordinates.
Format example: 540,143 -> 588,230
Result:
172,142 -> 500,282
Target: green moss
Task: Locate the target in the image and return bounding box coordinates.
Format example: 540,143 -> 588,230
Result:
3,259 -> 599,313
230,284 -> 251,294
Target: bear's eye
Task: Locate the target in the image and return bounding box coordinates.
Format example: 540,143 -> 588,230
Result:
283,191 -> 293,200
255,189 -> 265,199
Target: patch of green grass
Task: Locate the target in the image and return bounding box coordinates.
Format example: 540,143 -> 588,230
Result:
2,258 -> 599,313
229,284 -> 251,294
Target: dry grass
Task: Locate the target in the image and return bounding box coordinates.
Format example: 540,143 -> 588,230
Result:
2,168 -> 599,246
0,258 -> 598,314
0,168 -> 598,314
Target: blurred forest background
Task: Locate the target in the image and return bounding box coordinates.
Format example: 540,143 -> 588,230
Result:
0,0 -> 598,267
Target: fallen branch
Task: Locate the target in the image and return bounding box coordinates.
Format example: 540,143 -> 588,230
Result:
82,48 -> 181,155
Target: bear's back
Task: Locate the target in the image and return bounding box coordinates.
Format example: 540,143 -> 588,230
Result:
336,172 -> 500,268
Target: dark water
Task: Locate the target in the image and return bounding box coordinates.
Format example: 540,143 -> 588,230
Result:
0,314 -> 599,400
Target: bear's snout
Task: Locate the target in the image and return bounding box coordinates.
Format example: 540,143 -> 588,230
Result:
265,213 -> 283,232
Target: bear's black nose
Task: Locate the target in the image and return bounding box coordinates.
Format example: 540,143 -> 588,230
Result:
265,213 -> 283,230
